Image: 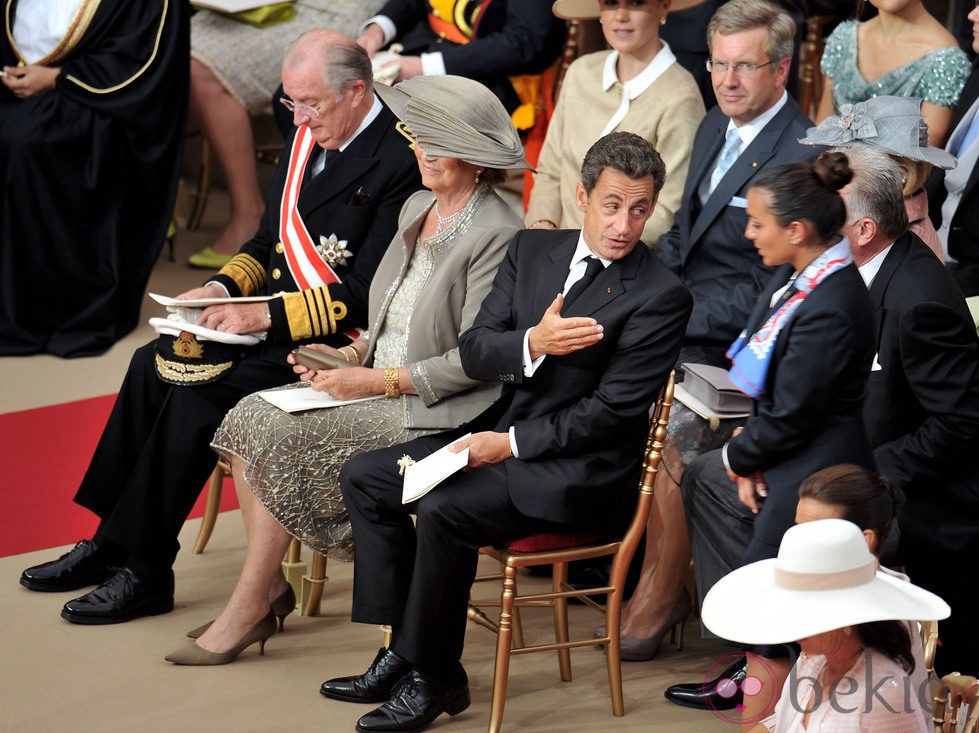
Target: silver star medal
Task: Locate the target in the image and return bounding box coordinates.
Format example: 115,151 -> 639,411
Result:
317,234 -> 353,267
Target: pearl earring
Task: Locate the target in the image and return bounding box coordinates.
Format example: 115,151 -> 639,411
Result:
474,170 -> 482,186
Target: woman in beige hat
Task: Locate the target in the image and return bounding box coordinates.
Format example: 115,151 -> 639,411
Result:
164,75 -> 531,665
525,0 -> 705,244
701,518 -> 948,732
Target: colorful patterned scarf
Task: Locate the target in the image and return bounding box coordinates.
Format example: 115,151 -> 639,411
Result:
726,239 -> 853,398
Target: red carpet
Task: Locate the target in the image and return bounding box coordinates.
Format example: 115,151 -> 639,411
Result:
0,395 -> 239,558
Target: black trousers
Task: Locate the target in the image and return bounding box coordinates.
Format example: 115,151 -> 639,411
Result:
73,341 -> 295,569
340,435 -> 576,670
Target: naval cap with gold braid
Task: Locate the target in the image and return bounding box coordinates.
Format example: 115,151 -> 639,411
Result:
375,75 -> 533,171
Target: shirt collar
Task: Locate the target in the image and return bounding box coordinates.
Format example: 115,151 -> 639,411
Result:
336,94 -> 383,152
857,243 -> 893,286
601,42 -> 677,99
574,231 -> 612,269
725,90 -> 788,148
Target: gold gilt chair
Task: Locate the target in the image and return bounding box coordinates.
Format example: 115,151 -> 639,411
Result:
192,458 -> 328,616
933,672 -> 979,732
467,371 -> 675,732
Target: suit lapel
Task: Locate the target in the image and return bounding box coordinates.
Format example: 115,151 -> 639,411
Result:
297,105 -> 395,217
535,233 -> 578,319
564,248 -> 638,317
688,104 -> 796,248
741,264 -> 795,338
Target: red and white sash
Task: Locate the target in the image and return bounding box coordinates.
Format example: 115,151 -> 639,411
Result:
278,125 -> 343,290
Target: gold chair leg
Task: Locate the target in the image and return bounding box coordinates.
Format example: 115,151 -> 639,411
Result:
380,625 -> 392,648
604,585 -> 626,717
186,138 -> 213,231
281,537 -> 306,605
192,462 -> 225,554
488,565 -> 518,733
552,562 -> 573,682
301,551 -> 327,616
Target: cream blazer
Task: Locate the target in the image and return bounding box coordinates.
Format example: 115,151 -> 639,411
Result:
363,188 -> 519,429
525,50 -> 704,244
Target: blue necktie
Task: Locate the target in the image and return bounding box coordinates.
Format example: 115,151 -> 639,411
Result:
708,129 -> 742,196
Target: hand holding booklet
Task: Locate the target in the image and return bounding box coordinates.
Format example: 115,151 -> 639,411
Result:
401,434 -> 471,504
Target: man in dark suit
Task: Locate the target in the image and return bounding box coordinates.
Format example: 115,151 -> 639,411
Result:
356,0 -> 566,115
19,30 -> 421,624
656,0 -> 813,368
318,132 -> 691,733
843,145 -> 979,676
927,4 -> 979,297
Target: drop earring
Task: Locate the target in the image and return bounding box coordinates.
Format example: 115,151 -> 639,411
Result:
474,169 -> 482,186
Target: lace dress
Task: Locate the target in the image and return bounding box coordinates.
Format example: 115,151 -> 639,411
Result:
191,0 -> 383,114
821,21 -> 970,112
212,214 -> 458,560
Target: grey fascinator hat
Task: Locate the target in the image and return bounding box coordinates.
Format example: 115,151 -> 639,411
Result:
375,75 -> 533,171
800,96 -> 957,170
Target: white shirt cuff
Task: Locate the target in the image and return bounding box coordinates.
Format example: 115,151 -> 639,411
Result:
420,51 -> 446,76
721,442 -> 732,473
508,426 -> 520,458
204,280 -> 231,297
522,328 -> 546,377
360,16 -> 396,46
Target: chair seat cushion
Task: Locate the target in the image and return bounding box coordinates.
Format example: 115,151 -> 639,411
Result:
506,532 -> 603,552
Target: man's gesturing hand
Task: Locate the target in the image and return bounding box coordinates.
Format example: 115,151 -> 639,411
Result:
528,293 -> 603,359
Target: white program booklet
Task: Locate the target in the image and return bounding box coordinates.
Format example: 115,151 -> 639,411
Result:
257,385 -> 382,413
149,292 -> 275,308
402,433 -> 471,504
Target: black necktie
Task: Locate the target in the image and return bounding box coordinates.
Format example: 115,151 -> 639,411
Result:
562,256 -> 604,311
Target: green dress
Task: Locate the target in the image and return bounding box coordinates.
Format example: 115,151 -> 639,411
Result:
821,20 -> 970,111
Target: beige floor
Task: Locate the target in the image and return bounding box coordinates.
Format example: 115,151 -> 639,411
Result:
0,179 -> 733,732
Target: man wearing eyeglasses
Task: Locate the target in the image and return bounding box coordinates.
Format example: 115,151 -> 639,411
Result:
18,30 -> 422,626
656,0 -> 813,371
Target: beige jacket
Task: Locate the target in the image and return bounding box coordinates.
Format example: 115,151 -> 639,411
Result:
525,49 -> 704,244
363,188 -> 519,429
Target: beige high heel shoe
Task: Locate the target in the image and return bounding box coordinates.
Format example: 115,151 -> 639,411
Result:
165,611 -> 276,665
186,585 -> 296,639
593,587 -> 694,661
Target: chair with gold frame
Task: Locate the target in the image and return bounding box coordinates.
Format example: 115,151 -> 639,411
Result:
467,371 -> 675,732
932,671 -> 979,732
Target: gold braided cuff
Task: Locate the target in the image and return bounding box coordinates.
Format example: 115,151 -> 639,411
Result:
383,367 -> 401,398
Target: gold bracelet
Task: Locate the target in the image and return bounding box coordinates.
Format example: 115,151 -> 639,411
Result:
383,367 -> 401,398
529,219 -> 557,228
340,345 -> 361,364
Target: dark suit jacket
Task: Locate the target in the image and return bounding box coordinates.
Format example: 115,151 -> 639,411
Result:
656,99 -> 814,365
863,232 -> 979,554
727,262 -> 875,558
375,0 -> 566,113
213,103 -> 421,354
458,229 -> 692,532
927,62 -> 979,280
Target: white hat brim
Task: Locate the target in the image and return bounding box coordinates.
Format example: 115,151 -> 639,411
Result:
701,559 -> 950,645
552,0 -> 601,19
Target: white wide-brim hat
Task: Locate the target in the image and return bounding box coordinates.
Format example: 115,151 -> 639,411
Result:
701,519 -> 950,645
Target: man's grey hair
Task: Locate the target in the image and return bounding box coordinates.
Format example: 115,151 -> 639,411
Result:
707,0 -> 796,63
833,145 -> 909,240
286,30 -> 373,101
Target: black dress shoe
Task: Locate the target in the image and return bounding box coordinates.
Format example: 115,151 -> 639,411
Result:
320,648 -> 412,703
355,668 -> 470,733
61,567 -> 174,625
664,656 -> 748,711
20,540 -> 116,592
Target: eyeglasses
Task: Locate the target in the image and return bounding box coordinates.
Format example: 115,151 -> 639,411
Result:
279,96 -> 321,118
706,60 -> 776,75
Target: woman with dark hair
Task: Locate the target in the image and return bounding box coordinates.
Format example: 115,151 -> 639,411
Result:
702,519 -> 946,732
671,152 -> 877,723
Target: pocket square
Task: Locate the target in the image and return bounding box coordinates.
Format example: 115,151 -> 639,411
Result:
347,186 -> 371,206
871,352 -> 883,371
729,196 -> 748,208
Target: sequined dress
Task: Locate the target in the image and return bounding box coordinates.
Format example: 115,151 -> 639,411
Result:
211,196 -> 483,560
821,21 -> 970,112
